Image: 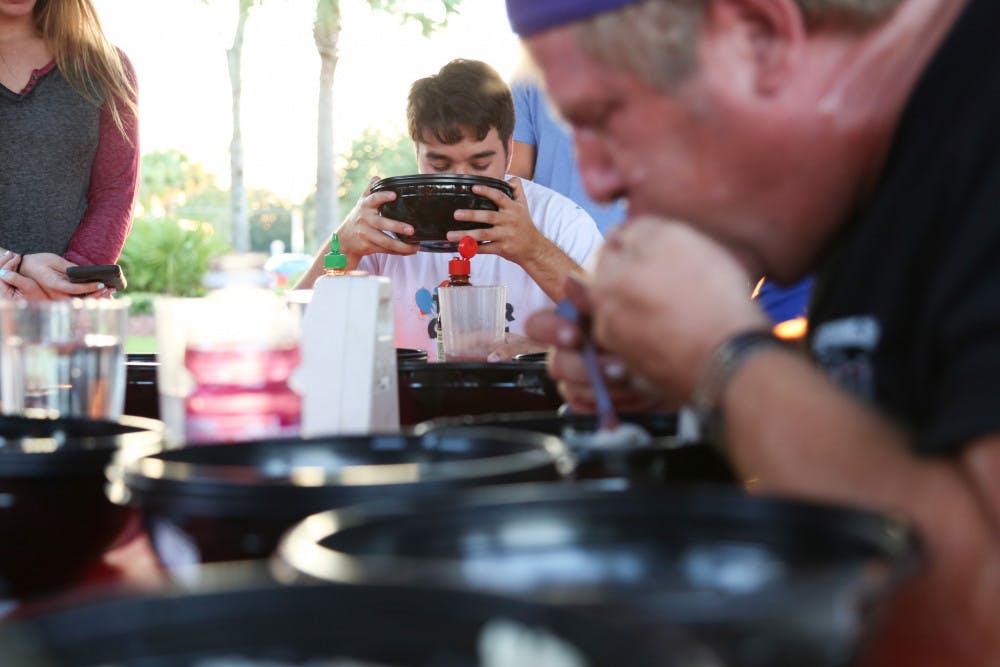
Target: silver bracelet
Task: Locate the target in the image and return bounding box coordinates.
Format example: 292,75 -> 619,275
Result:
691,330 -> 791,422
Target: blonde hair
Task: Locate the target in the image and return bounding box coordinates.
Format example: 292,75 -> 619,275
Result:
34,0 -> 137,138
573,0 -> 902,91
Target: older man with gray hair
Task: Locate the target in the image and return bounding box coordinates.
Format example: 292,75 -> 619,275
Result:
512,0 -> 1000,665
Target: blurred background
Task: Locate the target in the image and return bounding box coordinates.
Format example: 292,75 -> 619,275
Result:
93,0 -> 520,350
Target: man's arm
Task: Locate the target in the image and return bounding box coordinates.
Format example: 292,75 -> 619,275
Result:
447,176 -> 590,302
509,140 -> 537,180
294,178 -> 417,290
516,235 -> 586,303
721,348 -> 1000,665
527,218 -> 1000,666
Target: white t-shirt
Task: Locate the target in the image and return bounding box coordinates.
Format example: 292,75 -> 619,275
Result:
358,178 -> 603,358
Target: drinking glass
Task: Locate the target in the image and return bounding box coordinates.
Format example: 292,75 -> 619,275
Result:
0,298 -> 129,420
438,285 -> 507,362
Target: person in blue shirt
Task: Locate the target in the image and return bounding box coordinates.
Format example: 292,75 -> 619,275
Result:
509,75 -> 625,236
754,276 -> 813,327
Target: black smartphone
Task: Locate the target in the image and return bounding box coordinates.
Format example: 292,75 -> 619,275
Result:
66,264 -> 127,291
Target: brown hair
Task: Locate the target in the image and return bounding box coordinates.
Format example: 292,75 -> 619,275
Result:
573,0 -> 903,91
34,0 -> 137,138
407,59 -> 514,152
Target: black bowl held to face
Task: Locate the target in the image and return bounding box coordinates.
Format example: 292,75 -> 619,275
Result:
0,415 -> 164,600
276,483 -> 922,667
0,566 -> 678,667
372,173 -> 514,252
113,428 -> 574,570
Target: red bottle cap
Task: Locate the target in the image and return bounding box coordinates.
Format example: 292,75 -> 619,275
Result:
448,257 -> 470,276
458,236 -> 478,259
449,236 -> 477,276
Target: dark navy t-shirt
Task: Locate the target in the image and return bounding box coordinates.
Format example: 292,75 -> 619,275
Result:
808,0 -> 1000,456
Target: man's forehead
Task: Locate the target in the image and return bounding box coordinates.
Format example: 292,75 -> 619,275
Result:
417,128 -> 503,159
418,125 -> 499,146
528,32 -> 620,111
418,126 -> 501,149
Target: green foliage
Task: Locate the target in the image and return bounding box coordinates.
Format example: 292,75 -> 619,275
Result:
300,127 -> 416,242
249,189 -> 295,252
337,127 -> 417,205
366,0 -> 462,37
139,150 -> 220,216
174,186 -> 230,231
125,292 -> 155,316
119,216 -> 230,296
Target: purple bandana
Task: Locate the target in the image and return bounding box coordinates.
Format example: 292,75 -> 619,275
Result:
506,0 -> 644,36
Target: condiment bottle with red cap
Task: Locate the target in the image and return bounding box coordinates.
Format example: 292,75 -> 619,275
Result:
436,236 -> 477,360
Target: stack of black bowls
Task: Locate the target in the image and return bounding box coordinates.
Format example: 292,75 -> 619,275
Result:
414,409 -> 734,485
0,566 -> 676,666
109,428 -> 574,568
274,483 -> 921,667
126,351 -> 565,426
13,350 -> 919,667
396,357 -> 563,425
0,414 -> 162,600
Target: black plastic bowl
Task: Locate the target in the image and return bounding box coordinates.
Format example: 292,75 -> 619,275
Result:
414,411 -> 735,484
0,415 -> 164,599
114,428 -> 573,568
398,359 -> 563,426
372,173 -> 513,252
124,353 -> 159,420
396,346 -> 429,362
276,483 -> 921,667
0,569 -> 675,667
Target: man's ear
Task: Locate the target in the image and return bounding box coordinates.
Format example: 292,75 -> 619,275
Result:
505,134 -> 514,173
704,0 -> 806,96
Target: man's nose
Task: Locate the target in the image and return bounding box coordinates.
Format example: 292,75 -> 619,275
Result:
452,164 -> 472,176
575,132 -> 626,204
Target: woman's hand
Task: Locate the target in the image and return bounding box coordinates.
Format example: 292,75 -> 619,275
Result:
20,253 -> 114,299
0,252 -> 46,301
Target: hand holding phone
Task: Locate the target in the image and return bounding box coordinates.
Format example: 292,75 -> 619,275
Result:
66,264 -> 127,291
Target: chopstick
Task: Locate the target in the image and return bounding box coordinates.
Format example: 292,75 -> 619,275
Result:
555,298 -> 621,432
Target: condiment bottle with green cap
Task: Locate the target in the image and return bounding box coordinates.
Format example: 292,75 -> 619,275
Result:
323,233 -> 348,277
436,236 -> 477,360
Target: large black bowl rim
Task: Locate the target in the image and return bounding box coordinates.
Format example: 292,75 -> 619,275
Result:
371,173 -> 513,196
129,352 -> 434,364
276,482 -> 922,592
121,428 -> 572,498
412,410 -> 679,443
512,351 -> 548,363
0,415 -> 164,477
397,359 -> 549,372
0,576 -> 667,667
409,239 -> 489,253
125,353 -> 158,365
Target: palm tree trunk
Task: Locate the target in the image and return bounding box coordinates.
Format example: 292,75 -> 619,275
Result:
227,0 -> 253,252
314,0 -> 342,244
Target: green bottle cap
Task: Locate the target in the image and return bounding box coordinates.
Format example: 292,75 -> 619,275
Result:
324,233 -> 348,270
